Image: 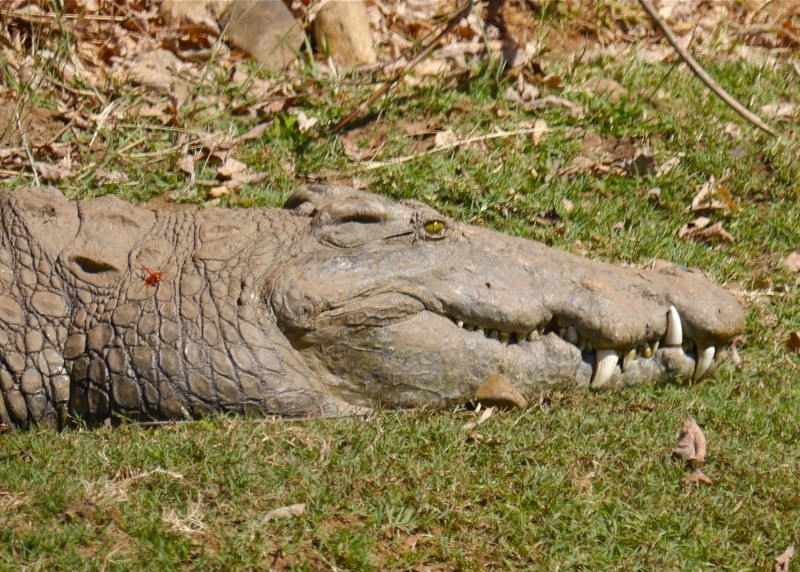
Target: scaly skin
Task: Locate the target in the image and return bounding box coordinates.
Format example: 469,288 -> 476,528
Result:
0,186 -> 744,429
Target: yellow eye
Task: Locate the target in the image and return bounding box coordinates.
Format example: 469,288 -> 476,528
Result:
424,220 -> 446,235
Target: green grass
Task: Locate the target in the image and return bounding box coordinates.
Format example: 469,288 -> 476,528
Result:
3,9 -> 800,570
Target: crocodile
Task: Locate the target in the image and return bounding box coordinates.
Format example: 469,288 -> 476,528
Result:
0,185 -> 744,429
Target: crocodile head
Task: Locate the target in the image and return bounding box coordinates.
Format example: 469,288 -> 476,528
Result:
268,186 -> 744,409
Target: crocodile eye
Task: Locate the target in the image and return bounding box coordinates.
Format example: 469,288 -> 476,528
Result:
423,220 -> 446,237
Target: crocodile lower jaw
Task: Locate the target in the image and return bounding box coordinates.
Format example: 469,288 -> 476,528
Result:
448,304 -> 728,387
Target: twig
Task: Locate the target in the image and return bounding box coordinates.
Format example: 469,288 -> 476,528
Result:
361,126 -> 549,170
332,1 -> 472,132
637,0 -> 777,137
17,117 -> 40,186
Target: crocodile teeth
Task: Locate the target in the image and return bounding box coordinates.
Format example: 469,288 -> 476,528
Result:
499,331 -> 511,344
488,329 -> 499,340
456,320 -> 464,328
592,349 -> 619,387
664,305 -> 683,346
651,340 -> 659,354
527,330 -> 540,341
694,346 -> 715,380
622,348 -> 637,371
565,326 -> 579,344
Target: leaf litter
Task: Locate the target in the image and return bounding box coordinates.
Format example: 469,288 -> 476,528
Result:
1,0 -> 798,188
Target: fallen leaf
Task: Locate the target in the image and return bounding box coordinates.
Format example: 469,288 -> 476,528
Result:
686,176 -> 730,213
584,76 -> 628,103
678,218 -> 735,243
217,157 -> 247,180
295,111 -> 318,133
207,186 -> 230,198
682,469 -> 713,485
761,103 -> 797,120
264,503 -> 306,522
531,119 -> 548,146
461,406 -> 495,432
694,222 -> 735,243
775,545 -> 795,572
786,332 -> 800,353
656,155 -> 681,176
673,418 -> 707,464
97,171 -> 129,184
784,252 -> 800,272
34,161 -> 70,182
177,154 -> 196,179
434,129 -> 458,148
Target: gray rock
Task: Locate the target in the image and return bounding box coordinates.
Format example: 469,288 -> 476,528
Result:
223,0 -> 303,71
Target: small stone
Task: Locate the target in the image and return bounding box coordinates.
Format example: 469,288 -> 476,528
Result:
314,0 -> 377,68
475,373 -> 528,410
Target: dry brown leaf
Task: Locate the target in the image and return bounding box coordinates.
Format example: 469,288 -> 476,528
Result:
34,161 -> 70,182
775,545 -> 795,572
531,119 -> 547,146
217,157 -> 247,180
784,252 -> 800,272
678,217 -> 735,243
434,129 -> 458,148
97,171 -> 129,184
786,332 -> 800,353
264,503 -> 307,522
207,186 -> 230,199
682,469 -> 713,485
761,103 -> 797,120
673,418 -> 707,464
656,155 -> 681,176
461,406 -> 495,432
686,176 -> 731,213
295,111 -> 318,133
694,222 -> 735,243
177,154 -> 196,179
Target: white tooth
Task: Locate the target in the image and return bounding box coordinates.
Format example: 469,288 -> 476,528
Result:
641,344 -> 652,358
457,320 -> 464,328
592,349 -> 619,387
694,346 -> 715,380
516,332 -> 527,343
664,305 -> 683,346
622,348 -> 636,371
651,340 -> 659,354
527,330 -> 539,341
566,326 -> 579,344
499,331 -> 511,344
489,329 -> 499,340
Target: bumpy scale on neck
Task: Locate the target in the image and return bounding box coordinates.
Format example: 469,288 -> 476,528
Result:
0,192 -> 73,428
0,189 -> 338,429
